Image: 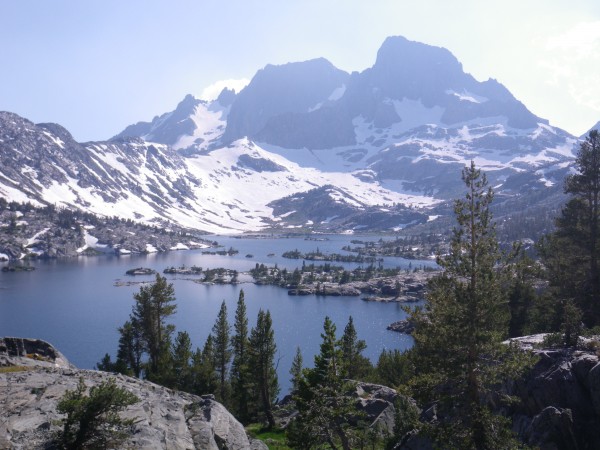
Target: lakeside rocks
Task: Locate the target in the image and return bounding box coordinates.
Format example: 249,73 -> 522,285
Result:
288,284 -> 362,296
0,337 -> 266,450
396,339 -> 600,449
0,337 -> 73,370
387,320 -> 415,334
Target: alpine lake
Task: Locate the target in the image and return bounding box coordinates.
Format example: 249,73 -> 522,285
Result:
0,234 -> 437,394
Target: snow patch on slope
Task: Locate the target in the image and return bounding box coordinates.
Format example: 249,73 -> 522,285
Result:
180,139 -> 439,233
172,102 -> 229,151
445,89 -> 488,104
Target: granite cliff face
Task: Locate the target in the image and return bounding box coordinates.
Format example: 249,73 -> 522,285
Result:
0,337 -> 266,450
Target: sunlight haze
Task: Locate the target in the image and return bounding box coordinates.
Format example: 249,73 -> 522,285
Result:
1,0 -> 599,140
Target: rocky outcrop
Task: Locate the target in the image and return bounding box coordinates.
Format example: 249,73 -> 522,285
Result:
393,338 -> 600,450
0,338 -> 266,450
0,337 -> 73,369
508,345 -> 600,449
354,382 -> 405,436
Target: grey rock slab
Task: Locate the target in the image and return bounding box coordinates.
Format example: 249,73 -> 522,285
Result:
0,363 -> 256,449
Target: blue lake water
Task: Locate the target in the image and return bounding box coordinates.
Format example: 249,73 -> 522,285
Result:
0,234 -> 435,394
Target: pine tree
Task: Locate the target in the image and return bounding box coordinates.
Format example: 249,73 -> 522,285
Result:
115,320 -> 143,377
130,274 -> 177,377
57,377 -> 139,450
313,316 -> 340,382
541,130 -> 600,326
171,331 -> 193,391
375,349 -> 412,389
248,309 -> 279,429
230,290 -> 250,422
408,162 -> 532,448
192,334 -> 218,395
291,317 -> 364,450
338,316 -> 371,379
505,250 -> 539,337
289,346 -> 303,392
212,301 -> 232,404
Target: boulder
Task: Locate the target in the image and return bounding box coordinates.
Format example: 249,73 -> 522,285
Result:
355,382 -> 401,435
524,406 -> 579,450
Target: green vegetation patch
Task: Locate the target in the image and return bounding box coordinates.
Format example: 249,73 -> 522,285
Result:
246,424 -> 290,450
0,365 -> 31,373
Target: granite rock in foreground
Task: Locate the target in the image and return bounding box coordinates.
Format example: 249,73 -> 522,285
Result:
0,337 -> 266,450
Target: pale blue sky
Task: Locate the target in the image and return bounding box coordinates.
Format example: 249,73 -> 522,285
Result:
1,1 -> 599,141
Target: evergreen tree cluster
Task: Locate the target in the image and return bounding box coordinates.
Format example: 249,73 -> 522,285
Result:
98,280 -> 280,429
289,316 -> 373,450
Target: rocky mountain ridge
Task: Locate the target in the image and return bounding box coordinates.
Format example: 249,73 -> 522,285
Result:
1,35 -> 593,236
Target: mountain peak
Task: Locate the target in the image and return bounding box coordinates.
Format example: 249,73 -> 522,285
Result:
222,58 -> 349,143
369,36 -> 472,105
216,88 -> 236,107
375,36 -> 462,72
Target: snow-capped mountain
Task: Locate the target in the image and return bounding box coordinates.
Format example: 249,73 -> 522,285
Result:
0,112 -> 426,234
113,88 -> 235,154
0,36 -> 586,235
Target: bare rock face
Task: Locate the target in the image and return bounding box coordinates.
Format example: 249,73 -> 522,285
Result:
509,346 -> 600,449
0,337 -> 73,369
0,337 -> 265,450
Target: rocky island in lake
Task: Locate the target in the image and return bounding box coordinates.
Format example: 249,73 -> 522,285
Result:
249,261 -> 435,301
125,267 -> 156,276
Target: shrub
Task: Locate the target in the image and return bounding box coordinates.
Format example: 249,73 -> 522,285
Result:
540,332 -> 564,348
56,377 -> 139,450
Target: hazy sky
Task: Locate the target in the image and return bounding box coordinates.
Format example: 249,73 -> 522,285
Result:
1,1 -> 599,141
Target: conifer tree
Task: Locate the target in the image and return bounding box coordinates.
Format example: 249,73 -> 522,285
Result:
248,309 -> 279,429
130,274 -> 177,377
540,130 -> 600,326
171,331 -> 193,391
506,251 -> 539,337
192,334 -> 218,395
57,377 -> 139,450
115,320 -> 143,377
409,161 -> 531,448
289,346 -> 303,392
338,316 -> 371,379
212,301 -> 232,404
375,349 -> 412,389
290,317 -> 364,450
230,290 -> 250,422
